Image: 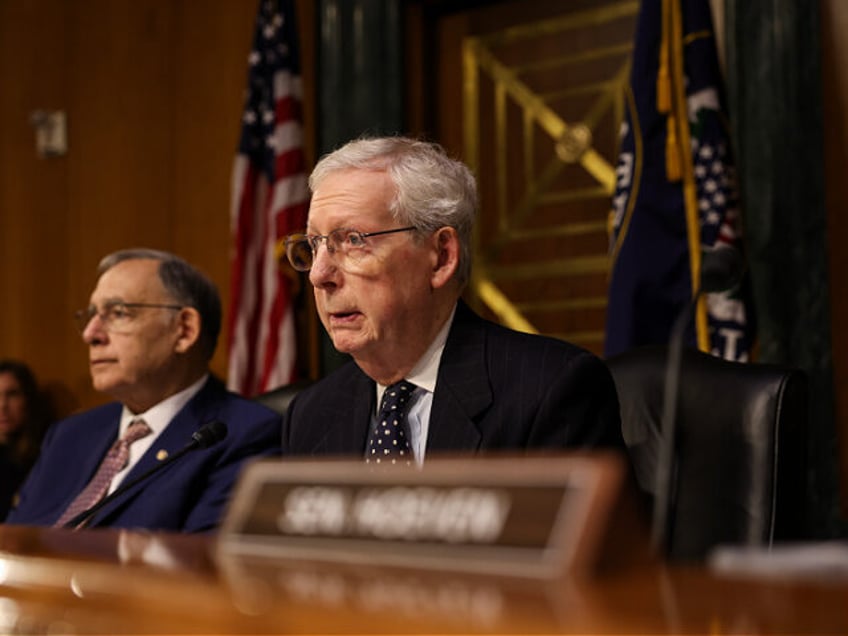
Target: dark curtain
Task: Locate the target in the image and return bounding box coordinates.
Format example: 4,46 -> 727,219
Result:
725,0 -> 844,537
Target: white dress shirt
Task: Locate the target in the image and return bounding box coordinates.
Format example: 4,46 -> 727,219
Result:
373,305 -> 456,464
110,374 -> 208,493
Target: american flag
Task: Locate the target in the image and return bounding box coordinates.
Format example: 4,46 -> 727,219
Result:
227,0 -> 308,396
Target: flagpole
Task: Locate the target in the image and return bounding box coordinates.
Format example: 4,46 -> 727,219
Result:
669,0 -> 709,352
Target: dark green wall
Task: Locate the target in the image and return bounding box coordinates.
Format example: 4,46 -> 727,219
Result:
726,0 -> 843,537
315,0 -> 405,373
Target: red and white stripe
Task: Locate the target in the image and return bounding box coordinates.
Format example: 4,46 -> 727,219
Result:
227,68 -> 308,397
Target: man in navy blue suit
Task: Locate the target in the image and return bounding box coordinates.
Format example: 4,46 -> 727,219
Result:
281,137 -> 623,461
6,249 -> 281,531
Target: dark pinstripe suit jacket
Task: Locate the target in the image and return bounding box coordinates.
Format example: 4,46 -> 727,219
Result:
282,301 -> 624,457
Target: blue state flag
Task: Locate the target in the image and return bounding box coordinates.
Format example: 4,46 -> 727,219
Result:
605,0 -> 754,361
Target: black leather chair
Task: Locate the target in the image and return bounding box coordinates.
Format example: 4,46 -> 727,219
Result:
254,379 -> 312,415
607,345 -> 808,561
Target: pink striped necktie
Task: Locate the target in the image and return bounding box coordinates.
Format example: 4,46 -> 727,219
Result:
54,418 -> 152,528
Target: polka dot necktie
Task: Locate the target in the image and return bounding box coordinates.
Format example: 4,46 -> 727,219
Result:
366,380 -> 416,465
54,418 -> 152,528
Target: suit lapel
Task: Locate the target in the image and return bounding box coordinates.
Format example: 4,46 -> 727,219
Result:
426,301 -> 492,452
91,378 -> 224,523
129,377 -> 223,478
311,368 -> 374,454
76,404 -> 124,484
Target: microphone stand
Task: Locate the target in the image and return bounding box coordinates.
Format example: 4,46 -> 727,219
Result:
63,442 -> 199,530
652,245 -> 746,555
651,289 -> 701,554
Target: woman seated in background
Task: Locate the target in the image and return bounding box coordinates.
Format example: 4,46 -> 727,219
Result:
0,360 -> 53,520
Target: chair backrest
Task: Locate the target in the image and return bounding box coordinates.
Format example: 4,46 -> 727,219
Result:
607,345 -> 808,561
253,380 -> 312,415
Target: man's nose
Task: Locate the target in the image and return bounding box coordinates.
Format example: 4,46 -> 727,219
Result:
308,242 -> 338,288
82,313 -> 107,344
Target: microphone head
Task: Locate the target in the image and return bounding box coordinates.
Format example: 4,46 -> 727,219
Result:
191,421 -> 228,449
700,245 -> 745,293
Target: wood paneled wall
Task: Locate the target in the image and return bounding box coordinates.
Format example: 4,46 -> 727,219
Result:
0,0 -> 313,413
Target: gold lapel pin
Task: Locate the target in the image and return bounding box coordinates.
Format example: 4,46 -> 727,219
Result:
156,449 -> 169,461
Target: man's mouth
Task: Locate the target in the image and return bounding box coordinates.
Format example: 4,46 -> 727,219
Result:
329,311 -> 361,324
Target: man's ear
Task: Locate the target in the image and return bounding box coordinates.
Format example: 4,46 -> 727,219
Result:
430,227 -> 460,289
174,307 -> 202,354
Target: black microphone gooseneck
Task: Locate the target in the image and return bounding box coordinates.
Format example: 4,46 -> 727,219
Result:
63,420 -> 228,530
652,246 -> 744,555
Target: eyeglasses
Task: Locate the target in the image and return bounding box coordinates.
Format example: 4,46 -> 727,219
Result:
284,226 -> 417,272
74,301 -> 183,334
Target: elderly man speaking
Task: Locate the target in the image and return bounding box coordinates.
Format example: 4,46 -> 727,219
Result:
281,137 -> 623,464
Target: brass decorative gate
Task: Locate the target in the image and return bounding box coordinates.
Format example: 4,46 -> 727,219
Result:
463,1 -> 638,354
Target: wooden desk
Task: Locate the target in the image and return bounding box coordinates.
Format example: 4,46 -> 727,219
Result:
0,525 -> 845,634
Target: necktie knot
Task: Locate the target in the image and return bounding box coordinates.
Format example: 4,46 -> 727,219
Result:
124,418 -> 152,445
367,380 -> 416,465
379,380 -> 416,416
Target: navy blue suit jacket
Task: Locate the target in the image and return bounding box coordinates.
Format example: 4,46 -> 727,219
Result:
6,377 -> 281,532
282,301 -> 623,456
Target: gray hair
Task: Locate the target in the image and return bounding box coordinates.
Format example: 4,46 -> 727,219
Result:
309,137 -> 478,287
98,248 -> 222,361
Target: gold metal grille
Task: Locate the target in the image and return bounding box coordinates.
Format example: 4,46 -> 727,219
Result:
463,1 -> 637,353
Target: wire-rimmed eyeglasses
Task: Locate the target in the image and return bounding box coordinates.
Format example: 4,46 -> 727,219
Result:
284,226 -> 417,272
74,301 -> 183,333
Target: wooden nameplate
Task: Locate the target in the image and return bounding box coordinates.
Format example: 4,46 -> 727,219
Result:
218,453 -> 648,579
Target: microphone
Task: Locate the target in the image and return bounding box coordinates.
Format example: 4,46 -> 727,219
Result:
190,420 -> 228,449
652,245 -> 744,555
63,420 -> 228,530
699,244 -> 745,294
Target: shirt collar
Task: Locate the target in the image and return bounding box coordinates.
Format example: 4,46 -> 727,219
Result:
376,304 -> 456,405
119,374 -> 209,439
